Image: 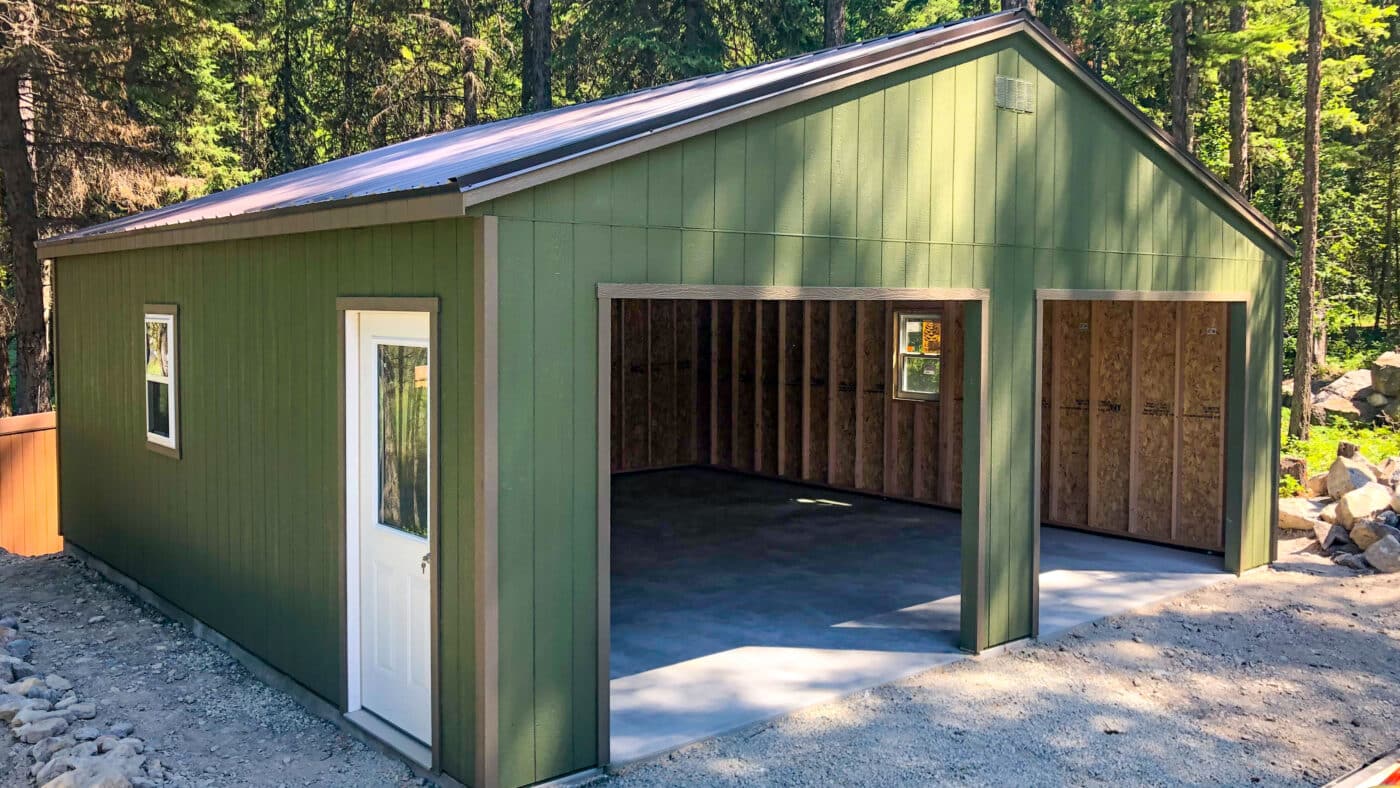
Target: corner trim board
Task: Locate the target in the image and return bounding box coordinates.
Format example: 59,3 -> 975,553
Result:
473,216 -> 502,788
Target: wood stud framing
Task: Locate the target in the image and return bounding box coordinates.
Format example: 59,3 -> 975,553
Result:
609,298 -> 964,507
609,296 -> 1229,553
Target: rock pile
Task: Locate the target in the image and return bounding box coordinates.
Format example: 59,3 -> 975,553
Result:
1283,350 -> 1400,425
0,613 -> 168,787
1278,443 -> 1400,573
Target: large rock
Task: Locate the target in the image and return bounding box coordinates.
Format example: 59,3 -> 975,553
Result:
1315,521 -> 1353,551
1305,472 -> 1329,497
1337,483 -> 1394,528
1371,351 -> 1400,397
1321,501 -> 1339,523
1279,497 -> 1330,531
16,715 -> 67,744
1350,519 -> 1400,550
1311,369 -> 1381,424
1328,455 -> 1377,499
1363,534 -> 1400,573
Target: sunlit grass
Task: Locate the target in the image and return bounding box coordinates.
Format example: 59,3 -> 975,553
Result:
1280,406 -> 1400,494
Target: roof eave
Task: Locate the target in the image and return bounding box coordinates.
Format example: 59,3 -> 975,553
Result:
37,186 -> 466,259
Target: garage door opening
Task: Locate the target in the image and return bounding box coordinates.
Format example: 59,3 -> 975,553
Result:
1035,298 -> 1233,640
604,295 -> 972,764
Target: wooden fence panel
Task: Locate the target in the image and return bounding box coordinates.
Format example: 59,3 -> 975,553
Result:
0,412 -> 61,556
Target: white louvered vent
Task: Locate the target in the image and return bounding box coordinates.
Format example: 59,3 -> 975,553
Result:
995,75 -> 1034,113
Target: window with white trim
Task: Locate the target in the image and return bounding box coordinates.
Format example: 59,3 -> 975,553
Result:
144,308 -> 178,453
894,311 -> 941,401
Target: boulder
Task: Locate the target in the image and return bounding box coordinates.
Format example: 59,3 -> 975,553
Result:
0,693 -> 32,722
1369,392 -> 1391,407
1334,553 -> 1372,571
1363,534 -> 1400,573
1328,456 -> 1377,499
1337,483 -> 1395,528
1305,472 -> 1329,497
17,715 -> 67,744
1279,497 -> 1330,531
1385,398 -> 1400,423
1327,369 -> 1375,401
1314,521 -> 1353,552
1371,351 -> 1400,397
1310,370 -> 1381,424
1351,519 -> 1400,550
3,676 -> 47,698
1280,456 -> 1308,488
1321,501 -> 1340,523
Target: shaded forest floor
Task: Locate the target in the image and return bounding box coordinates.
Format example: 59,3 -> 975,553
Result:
610,537 -> 1400,787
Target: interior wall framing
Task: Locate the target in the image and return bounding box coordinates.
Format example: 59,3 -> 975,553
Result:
609,297 -> 965,508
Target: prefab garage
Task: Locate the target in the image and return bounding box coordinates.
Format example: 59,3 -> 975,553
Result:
39,8 -> 1289,788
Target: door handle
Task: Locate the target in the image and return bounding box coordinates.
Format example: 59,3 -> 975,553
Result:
421,552 -> 432,574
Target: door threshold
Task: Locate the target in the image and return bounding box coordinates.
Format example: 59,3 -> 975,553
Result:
344,709 -> 431,768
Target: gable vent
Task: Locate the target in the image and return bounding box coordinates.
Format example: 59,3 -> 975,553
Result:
995,75 -> 1034,113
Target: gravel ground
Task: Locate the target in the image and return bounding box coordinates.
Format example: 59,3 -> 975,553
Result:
0,549 -> 414,787
4,538 -> 1397,787
610,537 -> 1400,787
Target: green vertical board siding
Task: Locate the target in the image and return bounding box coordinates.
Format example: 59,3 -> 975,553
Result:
54,218 -> 479,786
482,33 -> 1283,784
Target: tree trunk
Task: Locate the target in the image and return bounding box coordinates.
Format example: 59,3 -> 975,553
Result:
521,0 -> 552,113
1379,164 -> 1394,329
1289,0 -> 1324,440
1000,0 -> 1035,13
824,0 -> 846,47
0,65 -> 49,414
460,0 -> 479,125
1227,1 -> 1249,192
1169,1 -> 1195,152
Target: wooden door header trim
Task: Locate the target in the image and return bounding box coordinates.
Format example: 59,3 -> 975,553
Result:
1036,289 -> 1250,303
597,284 -> 990,302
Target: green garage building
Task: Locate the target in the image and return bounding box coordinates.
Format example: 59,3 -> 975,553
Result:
39,9 -> 1289,787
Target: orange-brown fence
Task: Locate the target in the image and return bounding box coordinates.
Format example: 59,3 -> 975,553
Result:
0,411 -> 61,556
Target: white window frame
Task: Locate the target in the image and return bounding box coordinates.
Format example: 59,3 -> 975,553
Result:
892,310 -> 942,402
144,305 -> 180,457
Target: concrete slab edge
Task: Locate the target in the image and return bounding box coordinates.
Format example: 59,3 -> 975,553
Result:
61,541 -> 464,788
1326,745 -> 1400,787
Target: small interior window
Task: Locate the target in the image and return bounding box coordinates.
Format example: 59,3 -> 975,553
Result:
144,309 -> 178,454
895,311 -> 941,401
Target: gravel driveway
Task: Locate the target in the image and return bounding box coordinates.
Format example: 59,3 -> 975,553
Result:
0,549 -> 414,787
4,537 -> 1397,787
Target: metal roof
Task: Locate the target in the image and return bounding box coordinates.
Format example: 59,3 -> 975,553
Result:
38,9 -> 1295,257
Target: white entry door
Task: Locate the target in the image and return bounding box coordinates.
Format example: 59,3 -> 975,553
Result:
351,311 -> 432,743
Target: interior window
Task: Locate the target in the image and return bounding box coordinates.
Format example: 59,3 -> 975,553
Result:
895,312 -> 941,401
144,310 -> 178,453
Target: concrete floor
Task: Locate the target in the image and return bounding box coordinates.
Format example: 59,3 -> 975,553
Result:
608,468 -> 1226,765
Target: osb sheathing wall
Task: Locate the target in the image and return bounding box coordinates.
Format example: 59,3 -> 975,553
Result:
610,298 -> 966,506
1043,300 -> 1228,551
483,37 -> 1282,786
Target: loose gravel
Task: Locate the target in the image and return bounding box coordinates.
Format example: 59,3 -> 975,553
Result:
4,537 -> 1397,787
0,549 -> 414,787
609,537 -> 1400,787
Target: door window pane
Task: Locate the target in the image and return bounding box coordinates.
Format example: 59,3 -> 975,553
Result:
377,344 -> 429,538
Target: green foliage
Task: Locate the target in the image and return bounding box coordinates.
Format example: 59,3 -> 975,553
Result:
1278,472 -> 1304,496
1281,406 -> 1400,487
